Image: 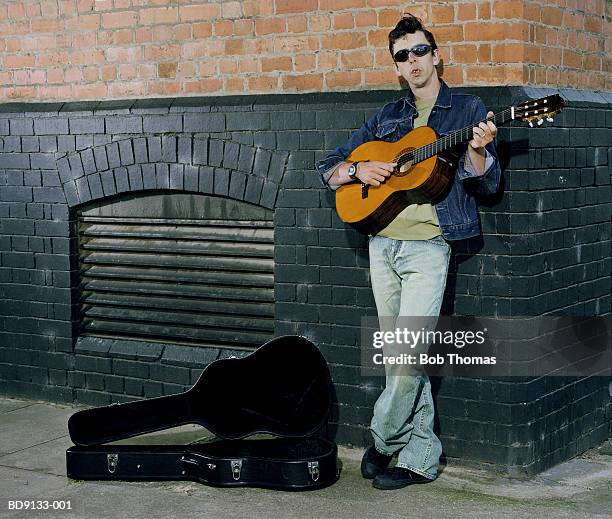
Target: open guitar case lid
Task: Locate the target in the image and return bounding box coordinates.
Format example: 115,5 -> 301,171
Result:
66,335 -> 339,490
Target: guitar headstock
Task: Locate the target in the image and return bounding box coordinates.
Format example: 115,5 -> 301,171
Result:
513,94 -> 566,127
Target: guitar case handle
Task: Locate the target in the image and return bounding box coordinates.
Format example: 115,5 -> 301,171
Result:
180,453 -> 242,483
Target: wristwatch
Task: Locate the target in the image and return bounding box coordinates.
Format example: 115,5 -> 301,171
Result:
347,161 -> 360,179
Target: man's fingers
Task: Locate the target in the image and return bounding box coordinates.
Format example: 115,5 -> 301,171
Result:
360,166 -> 392,177
353,161 -> 397,185
479,120 -> 497,134
369,172 -> 387,182
362,172 -> 387,186
371,161 -> 397,171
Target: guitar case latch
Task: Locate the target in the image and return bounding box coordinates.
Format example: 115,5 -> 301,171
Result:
308,461 -> 320,482
107,454 -> 118,474
230,459 -> 243,480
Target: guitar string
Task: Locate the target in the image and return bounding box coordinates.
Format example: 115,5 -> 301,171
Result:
396,108 -> 514,169
396,108 -> 513,168
395,97 -> 560,169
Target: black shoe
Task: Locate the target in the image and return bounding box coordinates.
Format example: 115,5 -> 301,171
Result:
372,467 -> 433,490
360,445 -> 393,479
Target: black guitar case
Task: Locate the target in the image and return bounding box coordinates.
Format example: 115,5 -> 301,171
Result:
66,438 -> 337,490
66,335 -> 339,490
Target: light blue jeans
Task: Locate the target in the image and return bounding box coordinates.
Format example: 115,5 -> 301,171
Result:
368,234 -> 451,480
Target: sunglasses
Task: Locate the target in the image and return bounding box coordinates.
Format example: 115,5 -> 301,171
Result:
393,44 -> 434,62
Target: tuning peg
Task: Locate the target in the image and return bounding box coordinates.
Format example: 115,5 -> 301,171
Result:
529,121 -> 534,127
537,118 -> 544,125
546,117 -> 553,122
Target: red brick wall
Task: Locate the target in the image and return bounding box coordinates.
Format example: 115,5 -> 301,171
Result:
0,0 -> 609,101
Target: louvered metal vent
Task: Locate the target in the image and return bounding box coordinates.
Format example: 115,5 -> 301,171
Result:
77,193 -> 274,349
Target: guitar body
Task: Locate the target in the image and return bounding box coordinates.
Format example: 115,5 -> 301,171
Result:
336,126 -> 455,235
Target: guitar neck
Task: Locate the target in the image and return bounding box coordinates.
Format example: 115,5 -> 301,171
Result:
411,107 -> 514,163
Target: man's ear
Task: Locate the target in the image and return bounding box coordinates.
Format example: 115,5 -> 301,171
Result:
394,62 -> 402,77
433,48 -> 441,66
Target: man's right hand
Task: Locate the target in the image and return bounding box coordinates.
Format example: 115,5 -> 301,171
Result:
354,161 -> 397,186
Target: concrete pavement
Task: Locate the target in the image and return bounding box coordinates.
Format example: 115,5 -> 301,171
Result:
1,396 -> 611,519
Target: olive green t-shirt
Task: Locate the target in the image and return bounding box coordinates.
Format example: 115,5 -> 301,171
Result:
377,96 -> 441,240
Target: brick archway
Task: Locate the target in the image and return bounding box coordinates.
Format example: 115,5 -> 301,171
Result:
56,136 -> 288,209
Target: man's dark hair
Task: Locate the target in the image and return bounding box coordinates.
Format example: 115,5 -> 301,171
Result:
388,15 -> 437,59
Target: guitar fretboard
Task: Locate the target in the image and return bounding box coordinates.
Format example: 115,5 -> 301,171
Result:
399,108 -> 514,167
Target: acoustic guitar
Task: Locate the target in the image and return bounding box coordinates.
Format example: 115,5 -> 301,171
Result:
335,94 -> 566,235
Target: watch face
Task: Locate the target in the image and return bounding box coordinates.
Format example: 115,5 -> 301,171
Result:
348,164 -> 356,177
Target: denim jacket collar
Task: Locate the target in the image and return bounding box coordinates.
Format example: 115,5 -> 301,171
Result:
403,79 -> 452,110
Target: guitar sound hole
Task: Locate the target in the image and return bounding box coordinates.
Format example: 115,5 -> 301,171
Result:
396,162 -> 414,176
395,150 -> 415,177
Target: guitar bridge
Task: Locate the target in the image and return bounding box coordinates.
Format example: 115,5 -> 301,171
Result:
361,183 -> 369,199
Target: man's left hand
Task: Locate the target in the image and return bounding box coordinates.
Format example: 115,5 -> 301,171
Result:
469,111 -> 497,150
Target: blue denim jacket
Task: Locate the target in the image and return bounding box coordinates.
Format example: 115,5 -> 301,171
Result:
315,80 -> 501,241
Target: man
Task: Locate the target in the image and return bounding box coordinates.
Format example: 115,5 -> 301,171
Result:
315,15 -> 501,490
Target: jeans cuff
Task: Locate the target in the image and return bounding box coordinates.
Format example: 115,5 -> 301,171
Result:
374,444 -> 394,457
395,463 -> 437,480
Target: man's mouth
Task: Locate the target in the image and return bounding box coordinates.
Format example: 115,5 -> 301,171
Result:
410,69 -> 421,76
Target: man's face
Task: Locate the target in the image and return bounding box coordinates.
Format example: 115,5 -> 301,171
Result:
392,31 -> 440,90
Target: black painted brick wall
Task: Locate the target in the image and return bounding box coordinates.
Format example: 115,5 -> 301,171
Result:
0,87 -> 610,476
